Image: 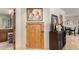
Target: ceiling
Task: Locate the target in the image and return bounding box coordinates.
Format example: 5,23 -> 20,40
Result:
61,8 -> 79,16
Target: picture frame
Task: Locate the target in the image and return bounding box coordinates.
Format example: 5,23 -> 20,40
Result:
27,8 -> 43,21
51,14 -> 58,25
50,14 -> 58,31
59,15 -> 63,25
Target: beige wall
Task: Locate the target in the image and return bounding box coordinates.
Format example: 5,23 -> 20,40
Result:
15,9 -> 23,49
15,8 -> 66,49
45,8 -> 66,49
50,8 -> 66,25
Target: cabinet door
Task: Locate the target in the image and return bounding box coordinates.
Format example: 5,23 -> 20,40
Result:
49,32 -> 58,50
26,22 -> 44,49
0,32 -> 7,42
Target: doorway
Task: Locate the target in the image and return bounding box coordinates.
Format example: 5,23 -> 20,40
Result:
0,8 -> 16,50
26,22 -> 44,49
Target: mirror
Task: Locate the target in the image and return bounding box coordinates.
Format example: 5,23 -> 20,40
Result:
0,14 -> 13,29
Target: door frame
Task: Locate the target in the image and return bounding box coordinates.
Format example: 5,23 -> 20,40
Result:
13,9 -> 16,50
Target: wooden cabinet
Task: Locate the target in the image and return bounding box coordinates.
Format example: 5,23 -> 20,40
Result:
0,29 -> 14,42
0,31 -> 7,42
49,32 -> 58,50
49,31 -> 66,50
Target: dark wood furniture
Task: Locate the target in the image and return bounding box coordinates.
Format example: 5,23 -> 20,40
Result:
65,27 -> 71,35
78,27 -> 79,34
0,29 -> 14,42
70,27 -> 76,35
0,30 -> 7,42
65,27 -> 76,35
49,31 -> 66,50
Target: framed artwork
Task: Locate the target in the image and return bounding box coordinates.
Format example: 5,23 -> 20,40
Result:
50,14 -> 58,31
27,8 -> 43,21
59,15 -> 63,25
51,14 -> 58,25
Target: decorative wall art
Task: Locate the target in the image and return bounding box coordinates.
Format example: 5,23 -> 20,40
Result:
51,14 -> 58,25
59,15 -> 63,25
50,14 -> 58,31
27,8 -> 43,21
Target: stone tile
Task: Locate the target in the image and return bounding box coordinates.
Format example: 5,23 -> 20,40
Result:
63,34 -> 79,50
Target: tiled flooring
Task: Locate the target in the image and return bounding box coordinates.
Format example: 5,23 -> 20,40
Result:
1,34 -> 79,50
1,44 -> 14,50
63,34 -> 79,50
0,41 -> 14,50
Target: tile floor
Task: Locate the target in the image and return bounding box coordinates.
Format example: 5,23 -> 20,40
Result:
63,34 -> 79,50
1,44 -> 14,50
1,34 -> 79,50
0,41 -> 14,50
